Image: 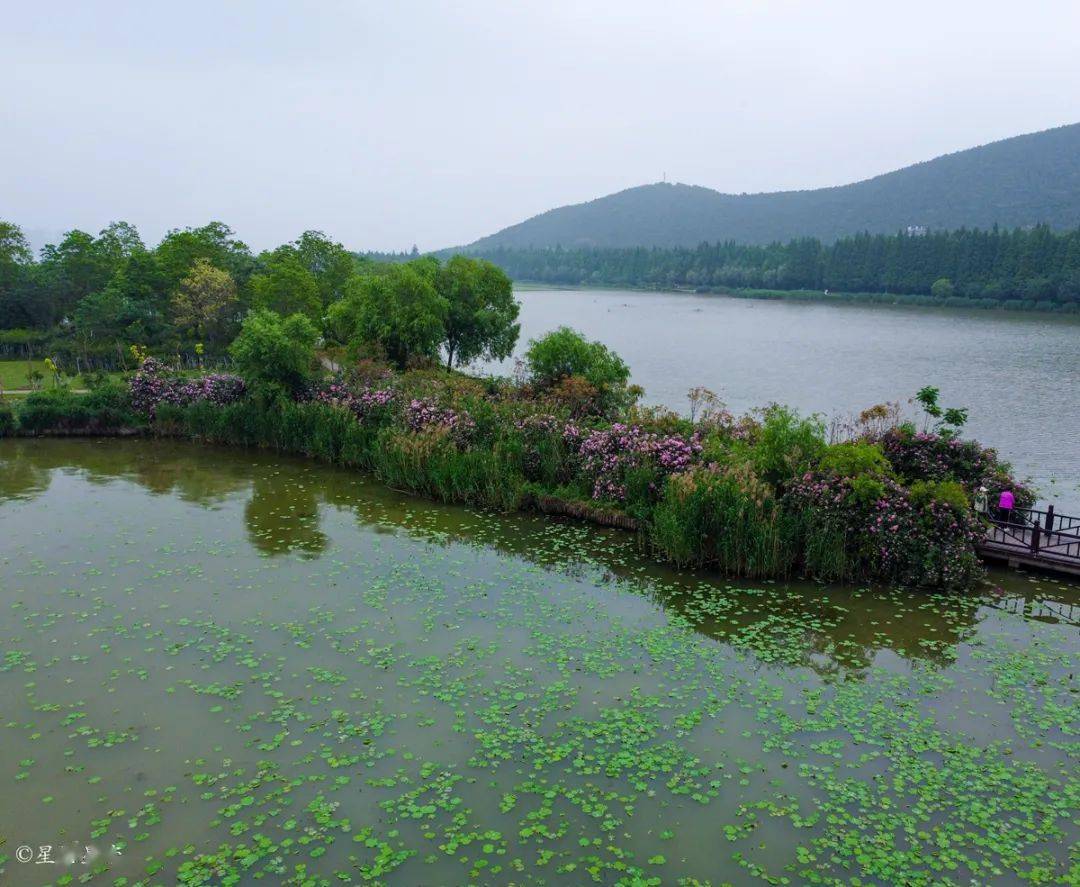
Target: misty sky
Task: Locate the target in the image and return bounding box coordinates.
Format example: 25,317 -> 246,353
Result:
4,1 -> 1080,253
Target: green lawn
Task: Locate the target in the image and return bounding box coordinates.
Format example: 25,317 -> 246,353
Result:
0,359 -> 49,391
0,359 -> 128,393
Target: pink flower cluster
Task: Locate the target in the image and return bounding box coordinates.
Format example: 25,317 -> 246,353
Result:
312,382 -> 395,420
406,398 -> 476,443
574,423 -> 702,501
785,470 -> 982,588
874,428 -> 1034,508
513,413 -> 563,435
176,374 -> 247,406
130,359 -> 245,417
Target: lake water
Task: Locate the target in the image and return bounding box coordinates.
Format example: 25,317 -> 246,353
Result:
491,287 -> 1080,511
1,439 -> 1077,885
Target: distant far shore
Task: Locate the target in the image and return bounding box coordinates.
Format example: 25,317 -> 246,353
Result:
511,281 -> 1080,316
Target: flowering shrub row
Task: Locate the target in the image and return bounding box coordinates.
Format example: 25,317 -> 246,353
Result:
130,359 -> 245,417
310,380 -> 396,420
784,471 -> 983,588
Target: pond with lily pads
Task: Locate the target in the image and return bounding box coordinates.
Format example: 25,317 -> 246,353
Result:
0,439 -> 1077,886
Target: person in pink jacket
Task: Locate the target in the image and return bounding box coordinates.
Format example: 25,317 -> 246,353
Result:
997,489 -> 1015,524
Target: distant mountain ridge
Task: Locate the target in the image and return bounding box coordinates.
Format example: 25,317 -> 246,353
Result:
464,123 -> 1080,249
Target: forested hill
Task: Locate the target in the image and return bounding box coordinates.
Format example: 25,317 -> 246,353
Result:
464,123 -> 1080,249
473,225 -> 1080,310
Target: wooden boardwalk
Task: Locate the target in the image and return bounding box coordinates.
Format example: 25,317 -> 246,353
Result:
977,507 -> 1080,579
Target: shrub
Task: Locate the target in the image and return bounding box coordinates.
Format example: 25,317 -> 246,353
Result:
514,413 -> 574,486
819,441 -> 891,479
874,427 -> 1033,506
785,472 -> 983,588
130,358 -> 245,417
525,327 -> 633,416
751,405 -> 826,487
545,375 -> 601,419
229,309 -> 318,395
81,370 -> 112,391
573,423 -> 701,502
14,386 -> 139,433
908,479 -> 969,512
308,378 -> 396,425
15,389 -> 91,432
405,398 -> 476,447
849,474 -> 886,505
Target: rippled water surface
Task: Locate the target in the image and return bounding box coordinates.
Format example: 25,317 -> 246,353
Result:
492,287 -> 1080,511
0,440 -> 1077,885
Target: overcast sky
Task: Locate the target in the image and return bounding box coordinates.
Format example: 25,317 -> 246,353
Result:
4,1 -> 1079,253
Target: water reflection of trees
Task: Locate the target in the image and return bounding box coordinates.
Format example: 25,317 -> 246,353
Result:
3,439 -> 1076,677
245,473 -> 327,557
0,439 -> 250,504
0,443 -> 52,501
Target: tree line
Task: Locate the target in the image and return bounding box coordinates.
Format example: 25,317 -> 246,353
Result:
0,221 -> 519,369
468,225 -> 1080,309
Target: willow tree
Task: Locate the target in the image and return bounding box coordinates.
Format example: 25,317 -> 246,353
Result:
436,256 -> 519,369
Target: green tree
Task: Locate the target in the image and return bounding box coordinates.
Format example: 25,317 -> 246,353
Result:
100,250 -> 172,342
436,255 -> 519,368
171,258 -> 238,344
229,308 -> 318,394
0,221 -> 32,267
326,263 -> 447,367
95,221 -> 145,265
291,231 -> 358,306
930,277 -> 954,299
250,252 -> 322,320
525,326 -> 629,390
0,222 -> 33,328
155,222 -> 254,291
37,229 -> 123,322
71,289 -> 141,346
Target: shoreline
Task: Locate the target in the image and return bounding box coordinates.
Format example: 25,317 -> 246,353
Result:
512,280 -> 1080,317
8,425 -> 1078,584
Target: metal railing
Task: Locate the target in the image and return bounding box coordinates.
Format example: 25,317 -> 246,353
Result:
983,505 -> 1080,563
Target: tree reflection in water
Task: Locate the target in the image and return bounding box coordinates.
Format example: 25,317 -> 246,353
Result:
2,437 -> 1076,679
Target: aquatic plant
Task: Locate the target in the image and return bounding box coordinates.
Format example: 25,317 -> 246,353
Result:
3,452 -> 1073,884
